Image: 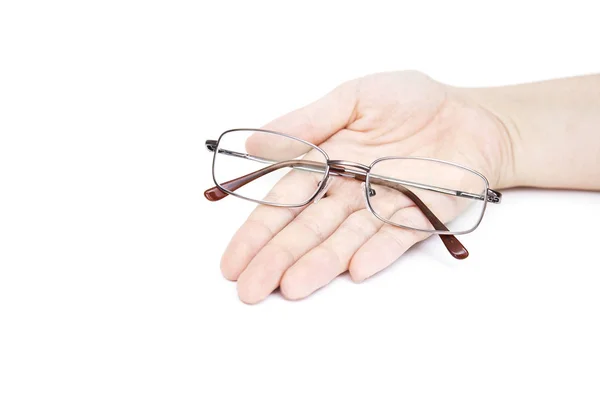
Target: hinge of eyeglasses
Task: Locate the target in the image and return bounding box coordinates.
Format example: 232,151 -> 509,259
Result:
487,188 -> 502,204
205,140 -> 217,152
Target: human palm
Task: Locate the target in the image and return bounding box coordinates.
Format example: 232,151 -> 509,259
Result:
217,71 -> 511,304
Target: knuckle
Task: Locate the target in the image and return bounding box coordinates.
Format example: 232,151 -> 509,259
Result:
317,244 -> 344,274
293,214 -> 326,243
339,196 -> 358,217
340,211 -> 377,241
262,242 -> 297,267
262,191 -> 283,204
244,218 -> 275,237
378,226 -> 417,251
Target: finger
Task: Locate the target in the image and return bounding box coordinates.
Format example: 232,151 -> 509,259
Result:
278,185 -> 413,299
220,169 -> 321,281
246,81 -> 358,156
279,208 -> 384,300
349,207 -> 431,283
236,186 -> 364,304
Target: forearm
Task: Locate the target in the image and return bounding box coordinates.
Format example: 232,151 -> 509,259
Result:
466,75 -> 600,190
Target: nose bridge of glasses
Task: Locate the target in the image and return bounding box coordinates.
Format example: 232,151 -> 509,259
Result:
328,159 -> 370,171
327,160 -> 369,182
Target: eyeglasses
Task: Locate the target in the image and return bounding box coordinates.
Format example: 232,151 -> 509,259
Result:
204,129 -> 502,259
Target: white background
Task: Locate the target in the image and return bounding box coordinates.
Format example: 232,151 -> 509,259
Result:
1,1 -> 599,399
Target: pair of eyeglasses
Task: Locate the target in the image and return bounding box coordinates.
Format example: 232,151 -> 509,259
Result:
204,129 -> 502,259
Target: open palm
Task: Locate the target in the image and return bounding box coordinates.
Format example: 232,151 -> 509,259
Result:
217,71 -> 512,304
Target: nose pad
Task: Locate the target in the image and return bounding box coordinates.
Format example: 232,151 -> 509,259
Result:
361,182 -> 377,208
361,182 -> 376,197
313,177 -> 333,203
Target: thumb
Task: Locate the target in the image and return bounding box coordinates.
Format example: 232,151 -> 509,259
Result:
263,80 -> 358,144
245,81 -> 358,158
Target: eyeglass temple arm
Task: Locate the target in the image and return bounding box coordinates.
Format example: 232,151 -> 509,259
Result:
204,159 -> 327,201
204,158 -> 468,259
368,175 -> 468,259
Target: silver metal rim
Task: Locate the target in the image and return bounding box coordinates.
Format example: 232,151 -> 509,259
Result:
365,156 -> 490,235
211,128 -> 331,207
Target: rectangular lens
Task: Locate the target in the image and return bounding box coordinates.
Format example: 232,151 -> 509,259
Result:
212,130 -> 328,206
366,158 -> 488,234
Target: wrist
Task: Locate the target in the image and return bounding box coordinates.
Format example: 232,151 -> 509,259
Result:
456,76 -> 600,191
451,85 -> 523,189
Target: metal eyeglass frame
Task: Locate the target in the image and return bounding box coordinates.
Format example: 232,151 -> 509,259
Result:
204,129 -> 502,259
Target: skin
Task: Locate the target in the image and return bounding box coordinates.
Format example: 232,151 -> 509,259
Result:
217,71 -> 600,304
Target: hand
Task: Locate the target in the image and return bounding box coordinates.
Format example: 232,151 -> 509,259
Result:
219,71 -> 514,304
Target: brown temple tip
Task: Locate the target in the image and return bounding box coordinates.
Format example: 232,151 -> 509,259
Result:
440,235 -> 469,260
204,186 -> 229,201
